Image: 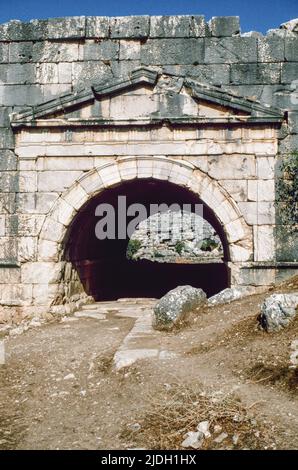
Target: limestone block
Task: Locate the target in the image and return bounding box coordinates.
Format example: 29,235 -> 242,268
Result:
78,170 -> 104,195
281,63 -> 298,84
248,180 -> 275,202
0,107 -> 11,127
63,185 -> 88,211
32,283 -> 60,305
220,180 -> 247,202
9,42 -> 34,63
50,198 -> 76,226
41,84 -> 71,101
288,111 -> 298,134
164,63 -> 231,86
110,16 -> 149,39
18,237 -> 37,262
40,217 -> 65,243
18,214 -> 45,236
141,38 -> 205,65
117,159 -> 138,180
98,164 -> 121,187
225,218 -> 247,243
19,171 -> 37,192
0,43 -> 9,63
150,15 -> 209,38
152,159 -> 173,181
34,192 -> 58,214
32,41 -> 79,63
0,193 -> 16,214
229,244 -> 252,262
183,156 -> 208,173
238,202 -> 257,225
208,16 -> 240,37
86,16 -> 110,38
79,40 -> 119,61
58,62 -> 72,84
254,225 -> 275,262
0,150 -> 17,171
216,198 -> 240,225
0,63 -> 36,84
168,164 -> 192,187
204,37 -> 257,63
256,156 -> 275,179
21,261 -> 65,284
0,236 -> 17,260
41,156 -> 94,171
239,267 -> 276,286
72,61 -> 113,88
0,267 -> 20,284
208,155 -> 256,179
258,202 -> 275,224
119,40 -> 141,60
0,283 -> 32,306
38,240 -> 59,261
257,37 -> 285,62
0,84 -> 43,106
285,38 -> 298,61
0,215 -> 5,237
0,128 -> 14,149
38,63 -> 58,84
46,16 -> 86,40
136,158 -> 153,179
230,63 -> 280,85
38,170 -> 82,192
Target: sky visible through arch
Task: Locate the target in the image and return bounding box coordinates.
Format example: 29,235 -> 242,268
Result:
0,0 -> 297,34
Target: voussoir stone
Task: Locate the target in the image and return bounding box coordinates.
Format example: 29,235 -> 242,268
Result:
259,293 -> 298,332
153,285 -> 207,331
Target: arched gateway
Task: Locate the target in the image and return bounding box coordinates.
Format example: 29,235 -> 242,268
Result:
9,66 -> 285,317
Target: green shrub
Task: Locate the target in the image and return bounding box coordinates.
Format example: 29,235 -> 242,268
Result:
175,240 -> 185,255
126,239 -> 142,260
276,151 -> 298,231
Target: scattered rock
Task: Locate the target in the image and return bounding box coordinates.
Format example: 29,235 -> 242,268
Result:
232,434 -> 239,445
181,431 -> 204,449
213,424 -> 223,434
197,420 -> 211,438
63,373 -> 75,380
214,432 -> 228,444
258,293 -> 298,332
153,285 -> 206,331
208,287 -> 254,306
280,18 -> 298,33
127,423 -> 141,432
289,339 -> 298,369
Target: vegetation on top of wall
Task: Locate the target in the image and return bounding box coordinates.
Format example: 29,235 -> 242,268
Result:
276,151 -> 298,232
175,241 -> 185,255
126,239 -> 142,260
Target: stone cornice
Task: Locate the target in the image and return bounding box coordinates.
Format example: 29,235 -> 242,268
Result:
10,67 -> 284,129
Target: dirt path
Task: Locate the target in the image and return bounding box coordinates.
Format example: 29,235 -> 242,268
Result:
0,291 -> 297,450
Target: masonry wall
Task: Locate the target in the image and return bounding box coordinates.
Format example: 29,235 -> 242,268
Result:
0,15 -> 297,318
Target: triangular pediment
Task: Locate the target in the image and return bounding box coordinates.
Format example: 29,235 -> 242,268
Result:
10,67 -> 284,128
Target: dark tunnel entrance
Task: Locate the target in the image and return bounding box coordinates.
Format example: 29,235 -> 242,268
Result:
63,179 -> 230,300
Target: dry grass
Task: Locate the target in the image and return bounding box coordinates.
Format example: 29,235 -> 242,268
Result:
247,363 -> 298,393
121,383 -> 274,450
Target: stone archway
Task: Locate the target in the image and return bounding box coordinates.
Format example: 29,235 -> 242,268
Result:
35,156 -> 252,309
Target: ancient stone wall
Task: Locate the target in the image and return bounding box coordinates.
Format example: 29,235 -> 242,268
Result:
0,15 -> 297,322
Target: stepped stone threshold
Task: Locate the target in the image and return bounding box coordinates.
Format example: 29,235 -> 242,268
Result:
0,15 -> 297,324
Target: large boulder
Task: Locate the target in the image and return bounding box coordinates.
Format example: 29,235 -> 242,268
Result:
208,287 -> 254,306
259,293 -> 298,332
153,285 -> 206,331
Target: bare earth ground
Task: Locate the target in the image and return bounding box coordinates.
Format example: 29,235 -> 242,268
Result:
0,278 -> 297,450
